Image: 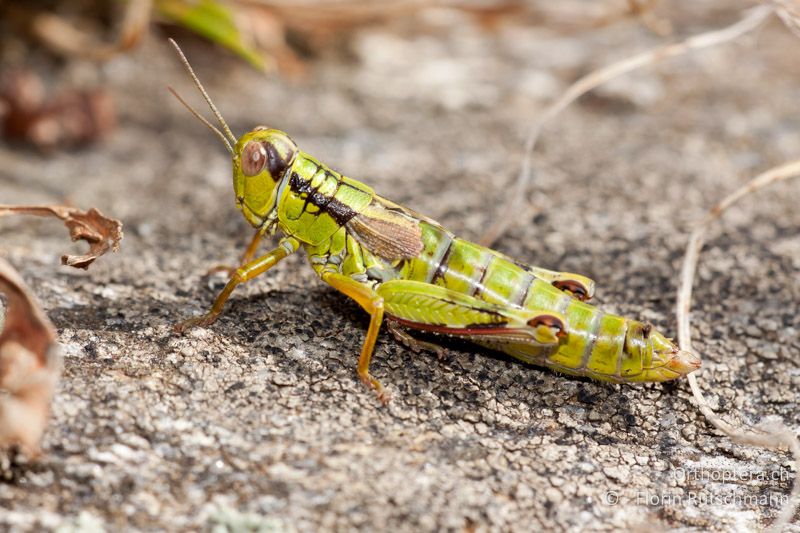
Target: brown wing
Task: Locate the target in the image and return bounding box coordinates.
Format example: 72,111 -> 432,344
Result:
347,200 -> 423,260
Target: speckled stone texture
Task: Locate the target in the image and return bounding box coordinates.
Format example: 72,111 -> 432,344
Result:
1,2 -> 799,531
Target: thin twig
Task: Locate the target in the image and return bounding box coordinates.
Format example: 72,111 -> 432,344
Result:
479,5 -> 774,247
770,0 -> 800,39
32,0 -> 152,61
677,159 -> 800,531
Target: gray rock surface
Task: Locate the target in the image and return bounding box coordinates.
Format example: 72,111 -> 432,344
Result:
1,4 -> 799,531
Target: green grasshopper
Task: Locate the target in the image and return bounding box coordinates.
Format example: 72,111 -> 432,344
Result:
169,40 -> 700,403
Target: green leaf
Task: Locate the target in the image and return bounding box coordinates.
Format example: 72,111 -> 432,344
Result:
156,0 -> 266,70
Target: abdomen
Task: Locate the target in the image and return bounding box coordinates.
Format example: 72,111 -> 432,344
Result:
396,220 -> 664,382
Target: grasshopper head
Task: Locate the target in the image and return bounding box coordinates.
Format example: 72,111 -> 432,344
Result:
233,127 -> 298,227
167,40 -> 298,229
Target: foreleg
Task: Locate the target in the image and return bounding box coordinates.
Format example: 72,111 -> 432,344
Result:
175,237 -> 299,333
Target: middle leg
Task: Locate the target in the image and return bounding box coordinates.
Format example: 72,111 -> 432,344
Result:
321,272 -> 389,404
206,228 -> 265,277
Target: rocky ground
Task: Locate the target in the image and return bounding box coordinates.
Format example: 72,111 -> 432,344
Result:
1,2 -> 799,531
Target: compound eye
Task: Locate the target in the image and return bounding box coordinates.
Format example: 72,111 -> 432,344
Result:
242,141 -> 267,177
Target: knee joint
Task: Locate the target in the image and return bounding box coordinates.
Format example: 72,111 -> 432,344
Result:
232,268 -> 246,283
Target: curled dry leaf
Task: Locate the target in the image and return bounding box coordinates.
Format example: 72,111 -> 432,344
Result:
0,205 -> 123,269
0,204 -> 122,454
0,258 -> 60,454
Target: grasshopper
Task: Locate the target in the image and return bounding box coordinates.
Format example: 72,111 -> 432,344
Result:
169,40 -> 700,403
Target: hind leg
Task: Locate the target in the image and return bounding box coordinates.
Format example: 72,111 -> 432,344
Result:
386,321 -> 447,360
376,279 -> 566,351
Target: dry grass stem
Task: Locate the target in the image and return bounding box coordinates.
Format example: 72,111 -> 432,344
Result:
32,0 -> 152,61
676,159 -> 800,531
479,5 -> 774,247
770,0 -> 800,38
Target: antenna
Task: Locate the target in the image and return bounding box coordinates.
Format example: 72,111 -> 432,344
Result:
167,86 -> 234,154
168,38 -> 237,145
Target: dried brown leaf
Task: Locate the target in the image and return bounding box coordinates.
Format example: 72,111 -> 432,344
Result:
0,70 -> 116,151
0,205 -> 123,269
0,258 -> 60,454
0,204 -> 121,454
